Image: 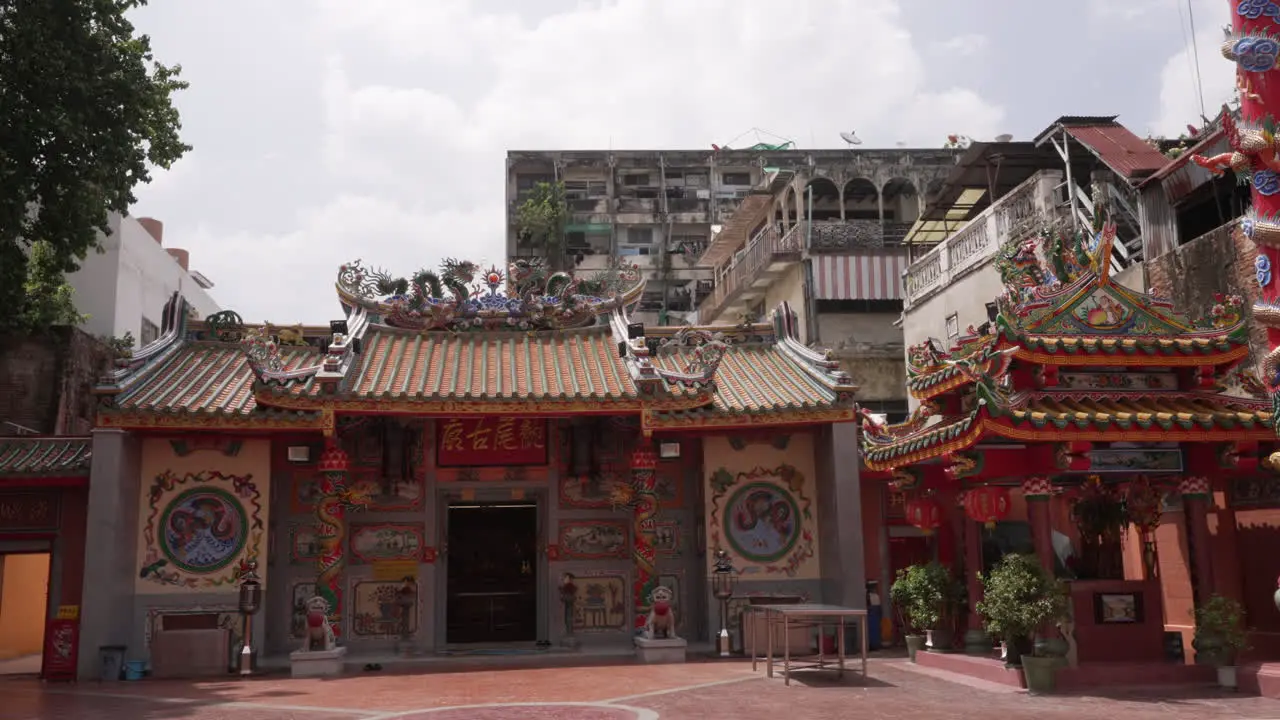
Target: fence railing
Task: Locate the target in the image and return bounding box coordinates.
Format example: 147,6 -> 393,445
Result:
902,170 -> 1062,309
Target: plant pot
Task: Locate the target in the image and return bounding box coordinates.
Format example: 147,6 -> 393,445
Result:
905,635 -> 926,663
1034,635 -> 1069,659
1218,665 -> 1238,690
926,628 -> 953,651
1022,656 -> 1059,695
1193,632 -> 1226,666
1003,636 -> 1032,668
963,628 -> 992,656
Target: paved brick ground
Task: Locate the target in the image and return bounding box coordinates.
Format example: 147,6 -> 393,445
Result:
3,658 -> 1280,719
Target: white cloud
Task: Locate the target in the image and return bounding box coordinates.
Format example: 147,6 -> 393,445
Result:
150,0 -> 1008,323
1152,0 -> 1235,136
935,34 -> 987,56
1086,0 -> 1165,22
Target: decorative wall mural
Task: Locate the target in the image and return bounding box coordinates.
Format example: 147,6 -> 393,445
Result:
351,580 -> 418,639
708,465 -> 815,577
559,470 -> 625,509
558,520 -> 628,559
571,573 -> 628,632
350,472 -> 424,512
290,472 -> 321,514
290,582 -> 317,638
350,523 -> 425,564
140,471 -> 263,588
653,520 -> 681,557
654,468 -> 685,506
289,524 -> 321,563
1072,290 -> 1134,331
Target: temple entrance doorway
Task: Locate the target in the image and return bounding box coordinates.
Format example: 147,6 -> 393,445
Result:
0,549 -> 51,675
444,503 -> 539,645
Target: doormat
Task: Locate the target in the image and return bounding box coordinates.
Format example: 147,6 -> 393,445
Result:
439,647 -> 553,657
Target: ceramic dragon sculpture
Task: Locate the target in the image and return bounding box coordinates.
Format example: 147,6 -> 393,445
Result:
336,256 -> 643,332
1192,3 -> 1280,425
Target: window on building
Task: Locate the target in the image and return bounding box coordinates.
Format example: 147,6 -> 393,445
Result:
622,173 -> 651,187
626,227 -> 654,246
140,317 -> 159,346
945,313 -> 959,339
721,172 -> 751,186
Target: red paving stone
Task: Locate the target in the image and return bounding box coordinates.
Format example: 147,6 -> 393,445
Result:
3,658 -> 1280,719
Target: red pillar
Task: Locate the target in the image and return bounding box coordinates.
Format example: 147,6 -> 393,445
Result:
1023,477 -> 1055,574
1180,476 -> 1216,605
964,512 -> 983,630
1192,5 -> 1280,388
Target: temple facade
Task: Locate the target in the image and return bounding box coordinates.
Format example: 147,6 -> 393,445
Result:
75,257 -> 866,678
861,214 -> 1277,674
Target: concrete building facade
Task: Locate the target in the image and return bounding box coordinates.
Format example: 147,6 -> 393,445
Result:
65,214 -> 221,345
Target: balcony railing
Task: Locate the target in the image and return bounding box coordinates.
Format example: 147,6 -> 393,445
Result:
902,170 -> 1062,309
804,219 -> 915,252
699,223 -> 804,322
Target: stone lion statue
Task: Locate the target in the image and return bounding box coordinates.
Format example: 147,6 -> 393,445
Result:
302,596 -> 336,652
644,585 -> 678,640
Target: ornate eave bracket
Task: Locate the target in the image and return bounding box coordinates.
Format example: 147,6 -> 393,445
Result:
771,302 -> 857,403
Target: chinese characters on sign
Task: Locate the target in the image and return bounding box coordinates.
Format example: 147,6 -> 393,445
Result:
436,417 -> 548,468
0,493 -> 59,531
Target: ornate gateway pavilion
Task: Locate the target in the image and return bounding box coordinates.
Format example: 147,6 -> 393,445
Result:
862,218 -> 1278,683
75,258 -> 865,679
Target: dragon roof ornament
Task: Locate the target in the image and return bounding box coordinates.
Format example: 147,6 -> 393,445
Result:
335,256 -> 645,332
652,327 -> 730,388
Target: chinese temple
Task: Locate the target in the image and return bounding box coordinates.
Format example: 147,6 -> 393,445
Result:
861,216 -> 1279,683
74,257 -> 864,679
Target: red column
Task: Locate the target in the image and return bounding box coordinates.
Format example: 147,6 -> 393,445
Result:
1192,6 -> 1280,384
964,512 -> 983,630
1023,477 -> 1055,574
1180,476 -> 1216,605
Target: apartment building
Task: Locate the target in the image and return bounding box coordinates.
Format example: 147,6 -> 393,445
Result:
64,214 -> 221,345
687,147 -> 962,419
898,116 -> 1171,408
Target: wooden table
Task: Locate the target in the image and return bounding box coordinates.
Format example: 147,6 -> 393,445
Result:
748,604 -> 869,686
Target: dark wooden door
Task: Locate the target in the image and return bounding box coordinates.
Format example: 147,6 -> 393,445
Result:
445,503 -> 539,644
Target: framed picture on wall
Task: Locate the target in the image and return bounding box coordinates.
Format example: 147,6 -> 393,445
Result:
1094,592 -> 1143,624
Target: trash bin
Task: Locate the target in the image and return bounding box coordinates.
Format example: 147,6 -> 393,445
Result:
123,660 -> 146,681
99,645 -> 126,682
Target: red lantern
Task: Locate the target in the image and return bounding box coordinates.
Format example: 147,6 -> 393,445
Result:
318,441 -> 349,474
963,485 -> 1012,529
904,497 -> 943,535
631,448 -> 657,471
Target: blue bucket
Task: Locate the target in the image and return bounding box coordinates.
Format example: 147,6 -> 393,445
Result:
123,660 -> 146,681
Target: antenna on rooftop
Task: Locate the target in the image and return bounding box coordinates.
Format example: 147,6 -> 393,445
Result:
840,130 -> 863,147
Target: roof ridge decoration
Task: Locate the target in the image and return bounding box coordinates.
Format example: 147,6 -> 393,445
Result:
241,326 -> 324,383
770,302 -> 857,398
652,327 -> 730,388
992,215 -> 1247,342
335,256 -> 644,332
100,291 -> 190,389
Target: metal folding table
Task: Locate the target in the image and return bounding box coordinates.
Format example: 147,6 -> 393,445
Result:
747,603 -> 869,686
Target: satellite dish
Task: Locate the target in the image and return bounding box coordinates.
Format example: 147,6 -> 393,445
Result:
840,131 -> 862,146
994,133 -> 1013,142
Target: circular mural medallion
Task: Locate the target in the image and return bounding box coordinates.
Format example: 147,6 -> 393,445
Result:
724,481 -> 801,564
159,486 -> 248,574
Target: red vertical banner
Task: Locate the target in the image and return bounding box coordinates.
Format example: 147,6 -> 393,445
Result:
436,417 -> 548,468
41,618 -> 79,681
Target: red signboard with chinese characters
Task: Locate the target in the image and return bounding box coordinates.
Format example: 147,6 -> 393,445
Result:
41,618 -> 79,681
436,417 -> 548,468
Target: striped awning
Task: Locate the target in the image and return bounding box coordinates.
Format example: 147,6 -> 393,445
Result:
813,251 -> 910,301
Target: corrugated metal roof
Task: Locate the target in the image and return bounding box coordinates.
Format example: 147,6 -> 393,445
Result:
1062,125 -> 1170,180
0,437 -> 92,476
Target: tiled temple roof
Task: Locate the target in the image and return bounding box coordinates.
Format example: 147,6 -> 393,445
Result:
861,386 -> 1273,469
0,437 -> 92,476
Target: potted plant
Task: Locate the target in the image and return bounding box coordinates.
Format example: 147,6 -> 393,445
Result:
890,562 -> 962,659
1192,595 -> 1249,689
975,554 -> 1069,694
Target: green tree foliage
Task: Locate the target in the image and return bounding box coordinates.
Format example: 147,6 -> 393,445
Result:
0,0 -> 191,331
18,240 -> 87,330
975,553 -> 1068,645
889,561 -> 962,633
514,181 -> 568,272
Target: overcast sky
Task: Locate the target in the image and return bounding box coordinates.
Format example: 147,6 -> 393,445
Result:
127,0 -> 1234,325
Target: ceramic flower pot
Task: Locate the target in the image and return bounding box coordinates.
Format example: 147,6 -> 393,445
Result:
1218,665 -> 1238,690
1021,655 -> 1059,695
905,634 -> 926,663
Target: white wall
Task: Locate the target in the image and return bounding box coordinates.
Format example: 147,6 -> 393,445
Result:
66,214 -> 220,342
